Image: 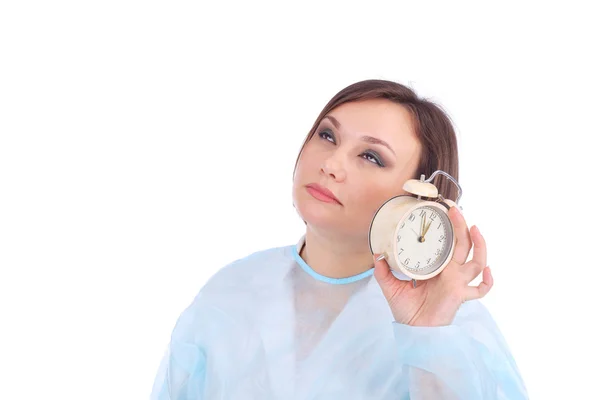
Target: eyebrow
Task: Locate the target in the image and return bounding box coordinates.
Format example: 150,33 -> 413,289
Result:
322,115 -> 396,156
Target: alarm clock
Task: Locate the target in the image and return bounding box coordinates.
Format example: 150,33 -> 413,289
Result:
368,170 -> 463,286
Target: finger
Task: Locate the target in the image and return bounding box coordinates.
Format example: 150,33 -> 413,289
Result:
463,226 -> 488,280
470,225 -> 487,272
465,266 -> 493,301
448,206 -> 472,264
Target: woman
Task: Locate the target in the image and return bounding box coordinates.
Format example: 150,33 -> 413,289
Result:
151,79 -> 528,399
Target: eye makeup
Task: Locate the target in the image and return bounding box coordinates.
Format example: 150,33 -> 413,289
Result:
316,127 -> 387,168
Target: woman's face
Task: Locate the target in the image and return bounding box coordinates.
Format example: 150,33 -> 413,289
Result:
292,98 -> 422,238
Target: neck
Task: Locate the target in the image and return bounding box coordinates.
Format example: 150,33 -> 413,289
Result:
300,227 -> 375,279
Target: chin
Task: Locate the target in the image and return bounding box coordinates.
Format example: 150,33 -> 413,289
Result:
293,188 -> 340,226
294,190 -> 368,236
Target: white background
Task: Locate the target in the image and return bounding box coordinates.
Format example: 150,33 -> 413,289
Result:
1,1 -> 598,398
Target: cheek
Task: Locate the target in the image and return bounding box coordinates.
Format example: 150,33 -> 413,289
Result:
347,179 -> 402,215
293,160 -> 309,187
294,147 -> 320,181
292,154 -> 316,200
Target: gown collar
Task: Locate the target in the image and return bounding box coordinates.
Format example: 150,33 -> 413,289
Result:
292,235 -> 375,285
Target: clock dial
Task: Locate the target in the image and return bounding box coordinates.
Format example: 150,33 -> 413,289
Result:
395,205 -> 453,275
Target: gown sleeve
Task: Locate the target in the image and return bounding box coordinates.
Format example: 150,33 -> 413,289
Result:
149,262 -> 274,400
150,295 -> 208,400
392,299 -> 529,399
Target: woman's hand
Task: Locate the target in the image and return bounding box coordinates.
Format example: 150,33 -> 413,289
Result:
373,206 -> 493,327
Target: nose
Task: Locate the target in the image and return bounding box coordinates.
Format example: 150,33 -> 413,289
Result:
321,156 -> 346,182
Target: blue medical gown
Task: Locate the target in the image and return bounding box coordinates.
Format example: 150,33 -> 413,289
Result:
151,237 -> 528,399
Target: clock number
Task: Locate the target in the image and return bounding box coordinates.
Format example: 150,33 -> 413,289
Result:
397,235 -> 401,243
419,210 -> 426,217
408,214 -> 415,222
404,257 -> 410,265
437,222 -> 442,230
439,235 -> 446,243
429,213 -> 437,221
426,258 -> 431,265
398,248 -> 404,255
435,248 -> 441,256
415,261 -> 420,268
400,222 -> 405,229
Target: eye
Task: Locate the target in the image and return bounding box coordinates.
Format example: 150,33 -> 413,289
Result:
318,130 -> 385,167
318,130 -> 336,143
362,151 -> 385,167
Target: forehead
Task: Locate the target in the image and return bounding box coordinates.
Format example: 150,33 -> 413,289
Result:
325,99 -> 420,153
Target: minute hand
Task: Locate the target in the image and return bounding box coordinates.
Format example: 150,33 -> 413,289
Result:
423,219 -> 433,237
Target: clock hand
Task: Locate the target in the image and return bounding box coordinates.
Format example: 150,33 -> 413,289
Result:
423,220 -> 433,238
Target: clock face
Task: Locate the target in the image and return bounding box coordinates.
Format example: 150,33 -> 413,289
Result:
394,205 -> 453,275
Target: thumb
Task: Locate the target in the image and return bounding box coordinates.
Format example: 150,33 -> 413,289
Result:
373,254 -> 408,299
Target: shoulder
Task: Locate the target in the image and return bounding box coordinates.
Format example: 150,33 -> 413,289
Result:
172,243 -> 296,334
180,244 -> 295,331
194,243 -> 296,301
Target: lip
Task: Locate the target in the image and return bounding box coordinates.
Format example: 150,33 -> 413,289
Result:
306,183 -> 341,205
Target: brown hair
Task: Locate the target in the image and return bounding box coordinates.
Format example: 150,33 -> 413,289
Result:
293,79 -> 460,202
